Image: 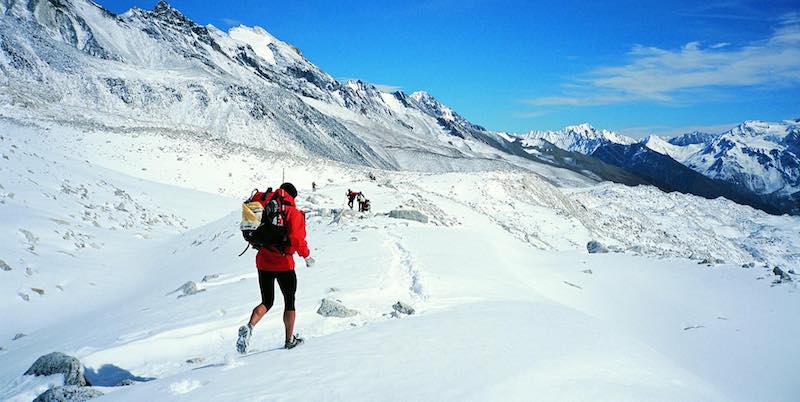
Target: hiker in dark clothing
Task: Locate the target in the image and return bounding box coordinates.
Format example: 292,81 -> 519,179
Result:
347,189 -> 358,209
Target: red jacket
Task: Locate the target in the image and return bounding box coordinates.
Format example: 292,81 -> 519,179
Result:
253,189 -> 310,271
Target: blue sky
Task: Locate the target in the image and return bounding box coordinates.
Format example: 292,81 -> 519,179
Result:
100,0 -> 799,137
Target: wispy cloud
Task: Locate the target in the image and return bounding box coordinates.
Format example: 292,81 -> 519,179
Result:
221,18 -> 243,27
372,83 -> 403,92
527,13 -> 800,107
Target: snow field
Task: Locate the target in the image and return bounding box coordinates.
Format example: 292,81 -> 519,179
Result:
1,120 -> 798,401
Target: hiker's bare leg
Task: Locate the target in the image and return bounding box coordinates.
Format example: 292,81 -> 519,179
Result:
249,303 -> 269,327
283,310 -> 296,342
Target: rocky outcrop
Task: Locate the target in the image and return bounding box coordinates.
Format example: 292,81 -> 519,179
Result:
773,266 -> 792,283
33,386 -> 103,402
586,240 -> 608,254
25,352 -> 89,386
392,301 -> 415,315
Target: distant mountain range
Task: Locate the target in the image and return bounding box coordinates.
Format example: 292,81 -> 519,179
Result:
511,120 -> 800,215
1,0 -> 797,215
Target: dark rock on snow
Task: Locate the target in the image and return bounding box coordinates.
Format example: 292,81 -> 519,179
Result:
392,301 -> 415,315
773,267 -> 792,282
33,386 -> 103,402
586,240 -> 608,254
25,352 -> 90,386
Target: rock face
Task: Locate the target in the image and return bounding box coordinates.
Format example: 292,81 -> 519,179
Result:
392,301 -> 415,315
33,386 -> 103,402
25,352 -> 90,386
586,240 -> 609,254
317,298 -> 358,318
388,210 -> 429,224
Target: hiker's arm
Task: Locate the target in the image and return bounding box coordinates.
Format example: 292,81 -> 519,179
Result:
289,209 -> 310,258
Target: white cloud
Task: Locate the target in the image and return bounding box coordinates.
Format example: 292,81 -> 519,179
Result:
528,14 -> 800,107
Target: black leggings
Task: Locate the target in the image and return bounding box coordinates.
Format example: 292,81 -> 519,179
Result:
258,269 -> 297,311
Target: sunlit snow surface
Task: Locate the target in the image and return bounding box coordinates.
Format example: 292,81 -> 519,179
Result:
1,119 -> 798,401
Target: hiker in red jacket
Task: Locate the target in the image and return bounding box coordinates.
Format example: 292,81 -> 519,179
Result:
237,182 -> 314,352
346,189 -> 358,209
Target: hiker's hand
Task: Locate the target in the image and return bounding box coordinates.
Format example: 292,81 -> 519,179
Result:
304,257 -> 316,268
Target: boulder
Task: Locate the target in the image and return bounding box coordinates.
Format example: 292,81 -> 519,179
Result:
316,298 -> 358,318
586,240 -> 608,254
13,333 -> 26,340
773,267 -> 792,282
25,352 -> 89,386
33,386 -> 103,402
392,301 -> 415,315
0,259 -> 11,271
388,209 -> 428,224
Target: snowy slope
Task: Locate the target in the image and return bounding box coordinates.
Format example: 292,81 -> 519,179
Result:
1,119 -> 798,401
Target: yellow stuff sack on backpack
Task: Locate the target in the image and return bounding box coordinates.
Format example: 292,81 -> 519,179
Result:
241,201 -> 263,231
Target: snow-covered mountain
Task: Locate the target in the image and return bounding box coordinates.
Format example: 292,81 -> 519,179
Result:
519,123 -> 637,154
0,0 -> 638,184
650,120 -> 800,198
514,120 -> 800,215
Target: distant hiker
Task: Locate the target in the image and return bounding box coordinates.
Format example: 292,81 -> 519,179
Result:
237,182 -> 314,353
347,189 -> 358,209
312,181 -> 317,192
356,192 -> 367,212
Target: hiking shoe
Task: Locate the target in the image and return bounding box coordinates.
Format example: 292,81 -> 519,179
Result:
236,324 -> 252,354
285,335 -> 304,350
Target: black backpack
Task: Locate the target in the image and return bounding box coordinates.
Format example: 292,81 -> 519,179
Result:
240,189 -> 290,254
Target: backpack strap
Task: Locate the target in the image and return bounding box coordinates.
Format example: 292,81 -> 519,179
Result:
246,188 -> 259,203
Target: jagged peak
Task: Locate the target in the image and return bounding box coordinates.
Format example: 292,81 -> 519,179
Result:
151,0 -> 192,25
564,123 -> 595,132
410,91 -> 435,102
